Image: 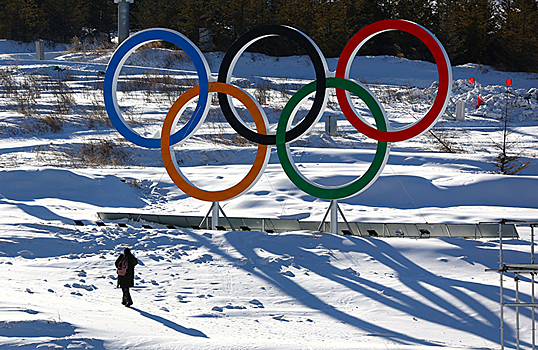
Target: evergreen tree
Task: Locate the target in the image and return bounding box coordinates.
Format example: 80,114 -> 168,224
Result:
393,0 -> 436,29
0,0 -> 45,42
386,0 -> 438,61
74,0 -> 115,39
344,0 -> 384,35
495,0 -> 538,71
40,0 -> 79,42
0,0 -> 537,72
133,0 -> 182,31
436,0 -> 497,66
461,0 -> 496,65
435,0 -> 462,62
312,0 -> 349,57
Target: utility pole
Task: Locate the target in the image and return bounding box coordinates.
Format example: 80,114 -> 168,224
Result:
115,0 -> 134,44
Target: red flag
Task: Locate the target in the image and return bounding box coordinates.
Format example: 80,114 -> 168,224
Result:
468,77 -> 475,84
506,78 -> 512,86
476,96 -> 482,108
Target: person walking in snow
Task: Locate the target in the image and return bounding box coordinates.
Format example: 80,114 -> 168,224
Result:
115,247 -> 138,307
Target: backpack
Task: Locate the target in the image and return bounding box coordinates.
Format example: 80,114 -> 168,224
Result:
117,256 -> 128,276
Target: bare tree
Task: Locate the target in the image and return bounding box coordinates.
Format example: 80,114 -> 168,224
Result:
491,87 -> 529,174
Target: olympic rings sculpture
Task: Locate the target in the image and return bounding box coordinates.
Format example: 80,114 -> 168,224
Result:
104,19 -> 453,202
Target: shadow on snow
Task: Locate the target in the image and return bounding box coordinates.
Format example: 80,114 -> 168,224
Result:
131,308 -> 208,338
187,229 -> 527,348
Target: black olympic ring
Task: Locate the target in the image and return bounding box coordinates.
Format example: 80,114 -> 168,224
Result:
218,25 -> 329,145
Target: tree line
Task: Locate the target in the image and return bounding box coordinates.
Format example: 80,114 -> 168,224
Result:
1,0 -> 537,72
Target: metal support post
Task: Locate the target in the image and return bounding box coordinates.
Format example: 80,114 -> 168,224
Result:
531,225 -> 534,264
212,202 -> 219,230
516,273 -> 520,350
318,203 -> 331,232
456,100 -> 465,121
115,0 -> 133,44
336,203 -> 353,234
531,273 -> 536,350
217,205 -> 235,231
325,115 -> 338,136
198,28 -> 213,51
330,199 -> 338,234
318,200 -> 352,235
200,204 -> 213,229
200,202 -> 235,231
36,40 -> 44,60
531,225 -> 536,350
487,221 -> 538,350
500,223 -> 505,350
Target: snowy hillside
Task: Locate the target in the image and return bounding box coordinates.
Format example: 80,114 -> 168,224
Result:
0,39 -> 537,349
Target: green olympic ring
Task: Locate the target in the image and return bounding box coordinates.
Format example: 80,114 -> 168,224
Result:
276,78 -> 389,200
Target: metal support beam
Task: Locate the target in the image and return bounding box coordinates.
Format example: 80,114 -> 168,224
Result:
212,201 -> 219,230
317,200 -> 352,235
200,202 -> 235,231
36,40 -> 44,60
456,100 -> 465,121
487,221 -> 538,350
325,115 -> 338,136
500,223 -> 505,350
505,303 -> 538,308
115,0 -> 133,44
330,199 -> 338,234
516,273 -> 521,350
531,226 -> 536,350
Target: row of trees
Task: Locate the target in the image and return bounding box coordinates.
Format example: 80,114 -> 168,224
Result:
0,0 -> 115,43
1,0 -> 538,72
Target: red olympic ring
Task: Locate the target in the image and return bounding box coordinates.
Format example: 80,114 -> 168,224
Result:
335,19 -> 452,143
105,20 -> 453,203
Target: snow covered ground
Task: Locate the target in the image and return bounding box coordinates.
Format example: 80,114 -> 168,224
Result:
0,37 -> 538,349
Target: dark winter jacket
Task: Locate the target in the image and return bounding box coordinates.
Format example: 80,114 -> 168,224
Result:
115,252 -> 138,288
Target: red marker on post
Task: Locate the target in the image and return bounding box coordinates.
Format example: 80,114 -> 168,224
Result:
468,77 -> 475,84
506,78 -> 512,86
476,96 -> 483,108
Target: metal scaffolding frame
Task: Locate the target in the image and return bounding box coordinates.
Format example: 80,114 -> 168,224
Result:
487,221 -> 538,350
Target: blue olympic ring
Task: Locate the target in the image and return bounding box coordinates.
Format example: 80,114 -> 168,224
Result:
103,28 -> 211,148
103,23 -> 452,202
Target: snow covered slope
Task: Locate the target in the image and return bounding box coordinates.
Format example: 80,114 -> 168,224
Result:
0,40 -> 537,349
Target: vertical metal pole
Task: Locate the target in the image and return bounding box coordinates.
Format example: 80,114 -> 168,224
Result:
531,225 -> 536,350
36,40 -> 44,60
531,272 -> 536,350
330,199 -> 338,234
325,115 -> 338,136
212,202 -> 219,231
116,0 -> 133,44
456,100 -> 465,121
516,273 -> 520,350
531,225 -> 534,264
500,223 -> 505,350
